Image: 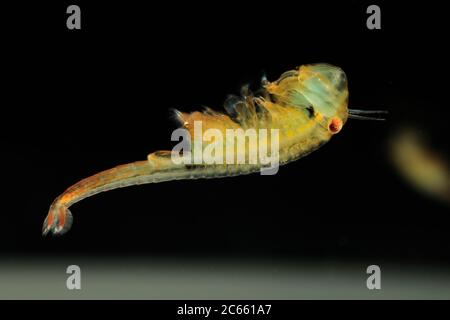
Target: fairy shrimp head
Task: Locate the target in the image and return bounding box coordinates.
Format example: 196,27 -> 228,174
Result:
298,64 -> 349,136
263,63 -> 350,147
279,63 -> 387,133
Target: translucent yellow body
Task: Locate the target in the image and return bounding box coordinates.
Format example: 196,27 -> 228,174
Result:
43,63 -> 350,235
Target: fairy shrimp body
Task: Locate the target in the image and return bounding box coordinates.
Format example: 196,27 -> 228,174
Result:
43,63 -> 385,235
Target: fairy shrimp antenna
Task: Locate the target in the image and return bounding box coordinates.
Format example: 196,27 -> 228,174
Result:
43,63 -> 386,236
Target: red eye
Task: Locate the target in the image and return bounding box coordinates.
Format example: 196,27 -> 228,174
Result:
328,118 -> 342,134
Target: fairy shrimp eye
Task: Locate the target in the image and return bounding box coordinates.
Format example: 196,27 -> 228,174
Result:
328,118 -> 342,134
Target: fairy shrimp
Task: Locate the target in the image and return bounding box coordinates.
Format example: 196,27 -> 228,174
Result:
43,63 -> 386,235
389,127 -> 450,205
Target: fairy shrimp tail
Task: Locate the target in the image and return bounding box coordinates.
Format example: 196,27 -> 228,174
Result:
42,151 -> 259,236
42,203 -> 73,236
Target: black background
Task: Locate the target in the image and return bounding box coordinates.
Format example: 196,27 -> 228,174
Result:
1,1 -> 449,265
